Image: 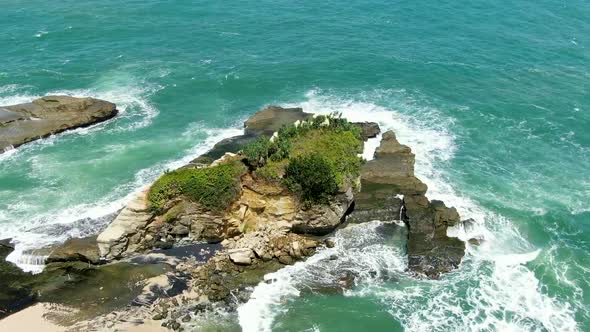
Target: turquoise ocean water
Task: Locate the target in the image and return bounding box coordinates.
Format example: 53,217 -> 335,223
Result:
1,1 -> 589,331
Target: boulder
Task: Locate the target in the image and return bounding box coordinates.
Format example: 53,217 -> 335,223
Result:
228,248 -> 253,265
190,216 -> 225,242
46,236 -> 101,264
291,188 -> 354,236
0,96 -> 117,152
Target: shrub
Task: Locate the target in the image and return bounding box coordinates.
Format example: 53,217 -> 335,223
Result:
241,113 -> 363,205
284,153 -> 339,206
242,136 -> 274,168
148,162 -> 245,211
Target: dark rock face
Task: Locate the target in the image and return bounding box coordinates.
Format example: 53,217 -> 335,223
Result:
0,238 -> 14,250
353,121 -> 381,141
351,130 -> 465,278
0,241 -> 36,318
0,96 -> 118,152
403,196 -> 464,278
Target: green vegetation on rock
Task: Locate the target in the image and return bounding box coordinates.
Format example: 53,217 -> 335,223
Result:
243,114 -> 363,204
255,159 -> 287,182
243,136 -> 274,168
290,128 -> 363,185
148,162 -> 246,211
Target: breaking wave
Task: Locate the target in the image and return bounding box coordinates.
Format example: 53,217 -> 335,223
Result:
238,89 -> 579,332
0,81 -> 245,271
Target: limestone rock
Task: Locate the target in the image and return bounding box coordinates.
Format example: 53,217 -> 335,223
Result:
351,130 -> 465,277
361,131 -> 427,194
0,96 -> 117,152
352,130 -> 427,221
228,248 -> 253,265
404,196 -> 464,278
97,190 -> 154,260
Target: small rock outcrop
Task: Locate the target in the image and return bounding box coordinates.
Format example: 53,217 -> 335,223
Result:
0,96 -> 118,152
243,106 -> 312,136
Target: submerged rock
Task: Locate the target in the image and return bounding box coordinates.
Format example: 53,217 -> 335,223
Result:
0,96 -> 117,152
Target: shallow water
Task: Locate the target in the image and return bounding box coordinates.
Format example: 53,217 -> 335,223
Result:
1,0 -> 589,330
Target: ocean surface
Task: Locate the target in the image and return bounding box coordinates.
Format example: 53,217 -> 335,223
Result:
1,0 -> 589,331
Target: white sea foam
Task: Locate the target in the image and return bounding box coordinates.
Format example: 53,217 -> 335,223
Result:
0,82 -> 161,163
1,88 -> 244,272
239,221 -> 406,332
239,89 -> 579,332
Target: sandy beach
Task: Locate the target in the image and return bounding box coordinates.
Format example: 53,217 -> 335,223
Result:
0,304 -> 166,332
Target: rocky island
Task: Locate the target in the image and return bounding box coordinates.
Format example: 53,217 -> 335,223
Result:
0,96 -> 118,153
0,105 -> 466,330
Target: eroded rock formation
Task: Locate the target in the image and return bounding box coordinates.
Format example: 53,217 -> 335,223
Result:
352,130 -> 464,278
